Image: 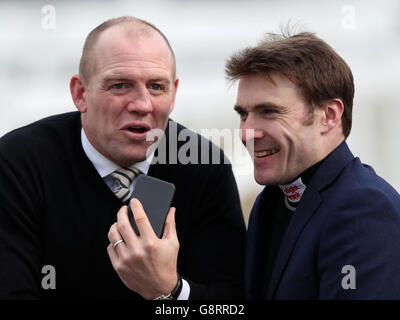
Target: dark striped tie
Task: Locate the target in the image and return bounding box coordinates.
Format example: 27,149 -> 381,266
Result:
110,167 -> 141,203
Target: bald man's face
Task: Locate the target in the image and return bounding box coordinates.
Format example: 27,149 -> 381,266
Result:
76,25 -> 178,166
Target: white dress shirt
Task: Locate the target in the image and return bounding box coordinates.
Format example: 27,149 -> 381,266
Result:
81,129 -> 190,300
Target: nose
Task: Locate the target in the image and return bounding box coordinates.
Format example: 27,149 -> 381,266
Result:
126,86 -> 153,114
240,113 -> 264,145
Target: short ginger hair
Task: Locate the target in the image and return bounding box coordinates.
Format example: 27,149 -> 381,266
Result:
79,16 -> 176,84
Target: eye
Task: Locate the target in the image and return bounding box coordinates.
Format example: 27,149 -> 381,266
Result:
150,83 -> 164,91
260,108 -> 276,115
236,109 -> 248,120
110,83 -> 128,90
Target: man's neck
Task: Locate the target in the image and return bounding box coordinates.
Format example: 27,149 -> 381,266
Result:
80,128 -> 153,178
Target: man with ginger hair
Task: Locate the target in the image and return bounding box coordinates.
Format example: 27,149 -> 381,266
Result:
225,31 -> 400,299
0,17 -> 246,299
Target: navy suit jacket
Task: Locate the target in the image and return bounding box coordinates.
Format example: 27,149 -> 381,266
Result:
246,142 -> 400,299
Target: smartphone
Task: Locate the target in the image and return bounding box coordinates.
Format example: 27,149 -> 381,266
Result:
128,175 -> 175,238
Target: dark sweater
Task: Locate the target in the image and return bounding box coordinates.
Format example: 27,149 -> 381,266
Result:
0,111 -> 246,299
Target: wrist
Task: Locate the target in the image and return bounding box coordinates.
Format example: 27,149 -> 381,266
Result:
154,274 -> 183,300
170,273 -> 183,299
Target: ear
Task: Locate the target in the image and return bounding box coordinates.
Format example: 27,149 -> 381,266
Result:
70,74 -> 88,113
320,98 -> 344,134
168,77 -> 179,114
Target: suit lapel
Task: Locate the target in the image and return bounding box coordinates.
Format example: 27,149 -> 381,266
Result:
267,187 -> 322,298
245,186 -> 277,299
267,141 -> 355,299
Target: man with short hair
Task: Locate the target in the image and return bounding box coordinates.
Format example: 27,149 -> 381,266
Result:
225,31 -> 400,299
0,17 -> 246,300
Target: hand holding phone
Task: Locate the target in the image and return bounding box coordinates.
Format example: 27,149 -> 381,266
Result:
128,175 -> 175,238
107,176 -> 179,299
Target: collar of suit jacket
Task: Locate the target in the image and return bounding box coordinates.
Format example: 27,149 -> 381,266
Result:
278,157 -> 324,204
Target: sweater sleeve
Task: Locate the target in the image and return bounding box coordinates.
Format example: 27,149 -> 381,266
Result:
0,132 -> 43,299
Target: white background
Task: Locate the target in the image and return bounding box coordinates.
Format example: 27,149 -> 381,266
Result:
1,0 -> 399,223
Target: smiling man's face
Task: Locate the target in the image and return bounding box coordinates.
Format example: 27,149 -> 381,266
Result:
235,72 -> 323,185
73,24 -> 178,167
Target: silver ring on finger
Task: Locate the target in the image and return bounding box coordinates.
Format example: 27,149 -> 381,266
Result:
113,239 -> 124,249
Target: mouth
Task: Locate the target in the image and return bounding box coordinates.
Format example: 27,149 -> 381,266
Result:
126,126 -> 150,134
122,122 -> 151,133
121,123 -> 152,141
254,148 -> 280,158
